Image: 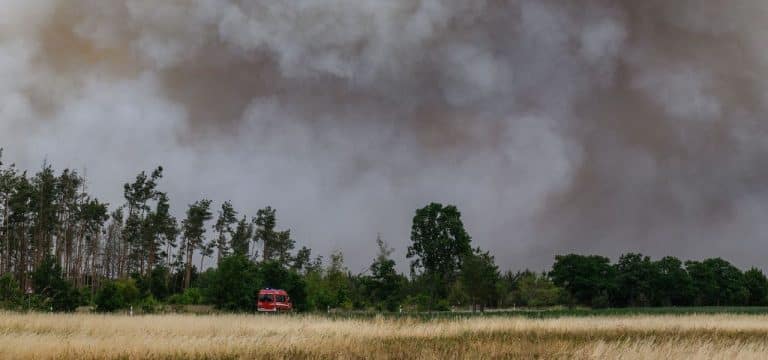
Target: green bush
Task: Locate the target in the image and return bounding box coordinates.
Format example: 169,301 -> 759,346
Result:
95,282 -> 123,312
148,267 -> 170,300
31,256 -> 82,312
434,299 -> 451,311
166,294 -> 184,305
400,294 -> 451,312
52,285 -> 82,312
139,295 -> 161,314
114,279 -> 140,305
22,294 -> 48,311
202,255 -> 261,311
508,272 -> 566,308
591,291 -> 611,309
402,294 -> 428,312
0,274 -> 22,309
168,288 -> 203,305
184,288 -> 203,305
305,272 -> 334,311
95,279 -> 141,312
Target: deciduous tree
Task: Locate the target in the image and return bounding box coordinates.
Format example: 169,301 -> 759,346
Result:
407,203 -> 472,310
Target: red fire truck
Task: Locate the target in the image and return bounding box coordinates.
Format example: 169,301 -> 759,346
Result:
257,288 -> 293,312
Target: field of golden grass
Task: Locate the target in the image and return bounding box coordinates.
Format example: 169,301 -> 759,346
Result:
2,312 -> 768,359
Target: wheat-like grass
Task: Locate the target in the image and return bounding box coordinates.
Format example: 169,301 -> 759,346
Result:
1,312 -> 768,359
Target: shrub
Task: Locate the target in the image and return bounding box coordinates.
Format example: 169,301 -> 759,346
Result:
139,295 -> 161,314
402,294 -> 430,312
51,285 -> 82,312
509,272 -> 566,308
95,282 -> 123,312
202,255 -> 261,311
591,291 -> 611,309
95,279 -> 141,312
166,294 -> 183,305
148,267 -> 170,300
115,279 -> 141,305
168,288 -> 203,305
31,256 -> 82,312
434,299 -> 451,312
0,274 -> 22,309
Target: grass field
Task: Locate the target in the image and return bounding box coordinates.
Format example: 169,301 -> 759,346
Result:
3,311 -> 768,359
326,306 -> 768,320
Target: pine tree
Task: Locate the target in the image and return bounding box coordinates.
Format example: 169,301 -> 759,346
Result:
0,152 -> 19,275
181,199 -> 212,289
144,193 -> 177,273
77,198 -> 108,288
292,246 -> 312,274
121,167 -> 163,275
55,169 -> 85,280
9,174 -> 35,289
254,207 -> 277,261
103,209 -> 124,279
254,206 -> 294,267
213,201 -> 237,265
230,216 -> 253,257
30,165 -> 57,269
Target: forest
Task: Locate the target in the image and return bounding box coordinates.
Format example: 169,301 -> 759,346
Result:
1,150 -> 768,313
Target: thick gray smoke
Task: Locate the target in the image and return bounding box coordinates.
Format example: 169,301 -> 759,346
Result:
2,0 -> 768,271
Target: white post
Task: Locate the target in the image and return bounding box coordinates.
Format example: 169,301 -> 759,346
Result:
130,306 -> 133,317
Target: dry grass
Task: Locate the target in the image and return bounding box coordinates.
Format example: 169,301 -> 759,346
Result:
2,312 -> 768,359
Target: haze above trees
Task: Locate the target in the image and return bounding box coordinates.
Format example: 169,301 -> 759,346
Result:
1,152 -> 766,312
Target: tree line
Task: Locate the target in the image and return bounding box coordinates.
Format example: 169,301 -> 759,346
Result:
1,151 -> 767,312
550,253 -> 768,308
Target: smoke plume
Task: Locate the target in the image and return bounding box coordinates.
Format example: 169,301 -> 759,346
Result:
2,0 -> 768,270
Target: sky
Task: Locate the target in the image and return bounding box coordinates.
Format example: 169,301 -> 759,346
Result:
2,0 -> 768,272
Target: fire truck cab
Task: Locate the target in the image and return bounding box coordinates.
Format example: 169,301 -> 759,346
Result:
257,288 -> 293,312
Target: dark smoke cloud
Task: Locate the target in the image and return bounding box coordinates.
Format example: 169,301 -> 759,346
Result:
2,0 -> 768,271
